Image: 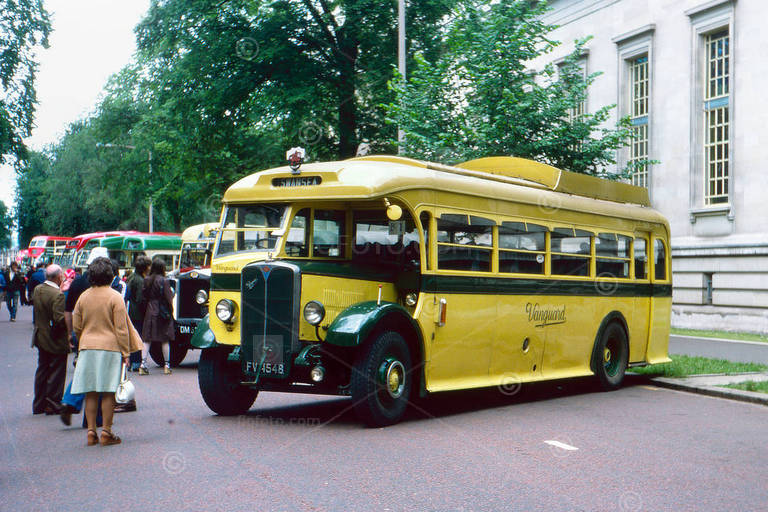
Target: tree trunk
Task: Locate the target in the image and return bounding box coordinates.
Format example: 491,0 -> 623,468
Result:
336,39 -> 359,159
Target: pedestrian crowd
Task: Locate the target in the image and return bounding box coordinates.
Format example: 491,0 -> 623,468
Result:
1,251 -> 177,447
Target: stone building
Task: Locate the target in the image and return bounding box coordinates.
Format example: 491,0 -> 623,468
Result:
533,0 -> 768,333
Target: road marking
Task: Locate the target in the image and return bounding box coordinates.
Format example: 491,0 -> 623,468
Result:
640,385 -> 661,391
544,440 -> 578,451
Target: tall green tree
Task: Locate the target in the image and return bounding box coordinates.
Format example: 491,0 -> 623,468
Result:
135,0 -> 459,165
0,0 -> 51,163
0,200 -> 13,248
14,150 -> 48,246
386,0 -> 636,178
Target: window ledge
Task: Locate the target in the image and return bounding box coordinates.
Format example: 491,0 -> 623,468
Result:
689,205 -> 734,223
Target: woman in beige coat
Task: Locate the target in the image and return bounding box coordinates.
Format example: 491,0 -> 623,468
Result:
71,257 -> 143,446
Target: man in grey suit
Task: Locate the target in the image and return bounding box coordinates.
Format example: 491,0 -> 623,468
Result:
32,264 -> 69,415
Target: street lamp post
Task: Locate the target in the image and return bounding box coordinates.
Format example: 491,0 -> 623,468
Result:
96,143 -> 154,233
397,0 -> 406,154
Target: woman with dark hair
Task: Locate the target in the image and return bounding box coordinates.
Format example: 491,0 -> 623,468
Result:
70,257 -> 142,446
140,258 -> 175,375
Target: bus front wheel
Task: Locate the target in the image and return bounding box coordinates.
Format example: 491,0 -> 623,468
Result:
198,348 -> 258,415
351,331 -> 412,427
593,322 -> 628,391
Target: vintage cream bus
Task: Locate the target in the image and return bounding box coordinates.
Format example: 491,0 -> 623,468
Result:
192,155 -> 671,427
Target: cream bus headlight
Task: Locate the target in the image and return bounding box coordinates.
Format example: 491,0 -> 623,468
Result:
195,289 -> 208,305
303,301 -> 325,326
216,299 -> 236,323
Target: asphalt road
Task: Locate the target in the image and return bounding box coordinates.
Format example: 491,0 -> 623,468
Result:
2,305 -> 768,512
670,334 -> 768,364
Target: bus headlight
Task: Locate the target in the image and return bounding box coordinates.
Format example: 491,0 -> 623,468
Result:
303,301 -> 325,326
216,299 -> 236,323
195,289 -> 208,305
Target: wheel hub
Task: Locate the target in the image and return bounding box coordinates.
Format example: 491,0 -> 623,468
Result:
379,358 -> 405,399
603,348 -> 612,363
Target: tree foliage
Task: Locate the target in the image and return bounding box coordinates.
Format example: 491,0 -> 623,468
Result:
0,0 -> 51,164
385,0 -> 636,178
15,0 -> 461,238
14,0 -> 643,241
0,200 -> 13,248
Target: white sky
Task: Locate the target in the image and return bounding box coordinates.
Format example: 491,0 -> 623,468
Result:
0,0 -> 151,240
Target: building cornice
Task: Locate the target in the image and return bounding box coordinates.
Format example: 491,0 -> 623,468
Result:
685,0 -> 736,18
612,24 -> 656,45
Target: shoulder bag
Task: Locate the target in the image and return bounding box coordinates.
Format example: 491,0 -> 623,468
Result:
115,362 -> 135,404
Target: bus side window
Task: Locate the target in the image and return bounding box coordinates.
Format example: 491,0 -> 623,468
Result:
285,208 -> 309,257
498,222 -> 546,274
654,239 -> 667,281
419,211 -> 431,270
595,233 -> 631,278
437,214 -> 492,272
551,228 -> 591,277
634,238 -> 647,279
313,210 -> 346,258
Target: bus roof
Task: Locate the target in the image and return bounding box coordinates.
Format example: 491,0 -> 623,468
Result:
98,234 -> 182,251
181,223 -> 218,243
222,155 -> 664,225
65,231 -> 143,250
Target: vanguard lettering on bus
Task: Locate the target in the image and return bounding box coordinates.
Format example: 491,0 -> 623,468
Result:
192,155 -> 671,427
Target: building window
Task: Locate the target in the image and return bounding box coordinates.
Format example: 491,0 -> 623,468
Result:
613,24 -> 654,190
629,55 -> 649,187
703,30 -> 730,205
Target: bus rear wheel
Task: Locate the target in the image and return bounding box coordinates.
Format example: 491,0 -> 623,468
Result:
351,331 -> 412,427
593,322 -> 628,391
149,342 -> 188,367
198,347 -> 258,415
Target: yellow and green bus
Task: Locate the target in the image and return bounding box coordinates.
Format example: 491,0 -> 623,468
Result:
192,155 -> 671,426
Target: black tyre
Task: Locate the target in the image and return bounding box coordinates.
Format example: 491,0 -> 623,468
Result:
198,348 -> 258,415
149,342 -> 188,368
351,331 -> 412,427
593,322 -> 628,390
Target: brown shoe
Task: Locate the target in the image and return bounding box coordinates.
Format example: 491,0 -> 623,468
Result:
87,429 -> 98,446
100,429 -> 121,446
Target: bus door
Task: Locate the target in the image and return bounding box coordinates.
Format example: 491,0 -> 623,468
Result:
630,234 -> 651,362
426,212 -> 495,388
490,221 -> 548,381
646,236 -> 671,363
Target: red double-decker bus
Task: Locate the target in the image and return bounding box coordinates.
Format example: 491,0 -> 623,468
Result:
28,235 -> 75,265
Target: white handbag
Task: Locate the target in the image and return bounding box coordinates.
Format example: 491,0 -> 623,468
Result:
115,362 -> 135,404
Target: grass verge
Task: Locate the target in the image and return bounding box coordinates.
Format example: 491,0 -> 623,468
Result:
630,354 -> 768,378
671,327 -> 768,344
723,380 -> 768,394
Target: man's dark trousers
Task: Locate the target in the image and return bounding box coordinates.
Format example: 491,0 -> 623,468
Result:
33,349 -> 67,413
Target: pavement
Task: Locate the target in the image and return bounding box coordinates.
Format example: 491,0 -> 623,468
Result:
645,333 -> 768,407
